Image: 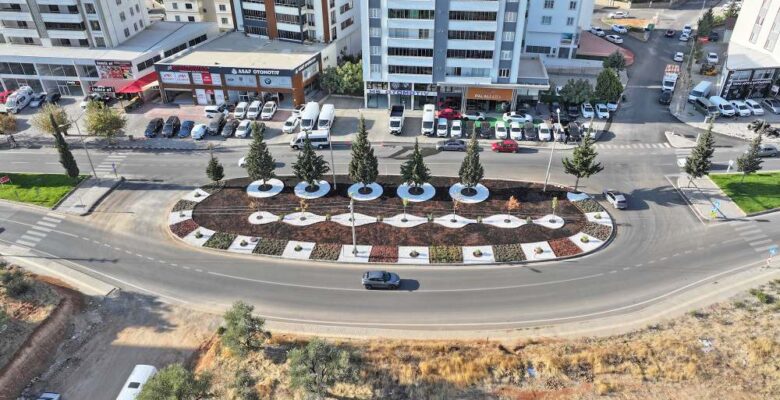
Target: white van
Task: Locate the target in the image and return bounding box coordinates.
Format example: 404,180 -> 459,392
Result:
709,95 -> 735,117
317,104 -> 335,130
290,130 -> 330,150
5,86 -> 33,114
300,101 -> 320,131
450,120 -> 463,138
688,81 -> 713,103
436,118 -> 449,137
116,365 -> 157,400
233,101 -> 248,119
246,100 -> 262,120
421,104 -> 436,136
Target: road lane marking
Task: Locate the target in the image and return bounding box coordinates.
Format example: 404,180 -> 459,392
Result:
15,239 -> 37,247
750,239 -> 773,246
25,230 -> 47,237
20,235 -> 41,242
734,225 -> 757,232
737,229 -> 762,235
36,221 -> 58,228
41,216 -> 61,223
11,161 -> 30,164
742,234 -> 768,241
753,244 -> 777,252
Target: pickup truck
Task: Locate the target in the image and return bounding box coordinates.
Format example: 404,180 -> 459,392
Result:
389,105 -> 405,135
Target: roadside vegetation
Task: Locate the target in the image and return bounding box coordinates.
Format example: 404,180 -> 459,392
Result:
710,172 -> 780,213
0,173 -> 84,207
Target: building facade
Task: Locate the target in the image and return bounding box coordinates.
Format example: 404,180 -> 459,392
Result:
360,0 -> 594,111
720,0 -> 780,100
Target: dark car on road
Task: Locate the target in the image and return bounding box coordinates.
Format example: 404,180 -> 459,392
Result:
665,29 -> 675,37
178,120 -> 195,138
221,118 -> 240,137
144,118 -> 164,138
207,114 -> 225,135
436,139 -> 467,151
708,31 -> 720,42
659,90 -> 673,105
161,116 -> 180,138
362,270 -> 401,290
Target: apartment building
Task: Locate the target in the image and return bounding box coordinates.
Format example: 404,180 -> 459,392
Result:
361,0 -> 594,111
163,0 -> 235,30
719,0 -> 780,99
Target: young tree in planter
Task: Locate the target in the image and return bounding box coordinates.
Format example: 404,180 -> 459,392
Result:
684,125 -> 715,186
400,139 -> 431,195
506,196 -> 521,217
137,363 -> 211,400
736,134 -> 764,182
288,339 -> 354,399
84,101 -> 126,143
51,114 -> 80,179
221,301 -> 266,356
602,51 -> 626,72
458,132 -> 484,196
292,134 -> 330,192
245,125 -> 276,189
206,150 -> 224,183
561,134 -> 603,190
348,116 -> 378,193
595,68 -> 623,103
724,1 -> 740,18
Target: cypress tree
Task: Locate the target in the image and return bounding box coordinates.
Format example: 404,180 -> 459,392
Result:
684,125 -> 716,186
348,116 -> 378,193
292,134 -> 330,191
400,138 -> 431,195
736,134 -> 764,181
561,134 -> 604,190
51,113 -> 79,179
458,132 -> 484,195
245,122 -> 276,189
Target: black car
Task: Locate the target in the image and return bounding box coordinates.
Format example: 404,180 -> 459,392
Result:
550,112 -> 570,126
708,31 -> 719,42
46,92 -> 61,105
567,105 -> 579,118
161,116 -> 180,138
144,118 -> 164,138
665,29 -> 675,37
221,119 -> 240,137
207,114 -> 225,135
659,90 -> 673,105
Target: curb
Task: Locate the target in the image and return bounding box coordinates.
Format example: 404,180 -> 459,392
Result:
54,176 -> 125,216
50,175 -> 90,210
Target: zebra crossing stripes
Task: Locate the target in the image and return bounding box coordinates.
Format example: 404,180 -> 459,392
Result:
14,213 -> 63,249
93,152 -> 128,177
729,220 -> 777,254
594,143 -> 671,150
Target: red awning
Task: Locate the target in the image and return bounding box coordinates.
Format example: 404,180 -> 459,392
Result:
90,78 -> 126,93
117,72 -> 158,94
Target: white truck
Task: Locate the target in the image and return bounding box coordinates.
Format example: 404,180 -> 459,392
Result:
389,104 -> 405,135
421,104 -> 435,136
3,86 -> 33,114
662,64 -> 680,92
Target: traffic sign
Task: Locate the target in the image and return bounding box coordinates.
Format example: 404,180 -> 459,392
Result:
0,175 -> 9,184
770,246 -> 778,257
713,200 -> 721,209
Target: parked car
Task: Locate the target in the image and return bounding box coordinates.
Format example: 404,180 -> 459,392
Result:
178,120 -> 195,138
362,270 -> 401,290
745,99 -> 764,115
523,121 -> 538,140
673,52 -> 684,62
233,101 -> 248,119
29,92 -> 47,108
606,34 -> 624,44
282,115 -> 299,133
682,24 -> 693,35
450,119 -> 463,138
436,139 -> 467,151
80,93 -> 109,109
606,101 -> 618,112
595,103 -> 610,119
437,108 -> 462,120
762,98 -> 780,114
502,112 -> 532,124
567,105 -> 580,118
161,116 -> 181,138
708,31 -> 720,42
755,143 -> 778,157
679,33 -> 690,41
509,122 -> 523,140
463,111 -> 486,121
221,118 -> 240,137
612,24 -> 628,34
235,120 -> 252,138
609,11 -> 629,18
207,114 -> 225,134
260,101 -> 277,120
292,104 -> 306,118
144,117 -> 164,138
665,29 -> 676,37
492,139 -> 519,153
238,157 -> 246,167
45,92 -> 61,105
204,103 -> 229,119
192,124 -> 209,140
730,100 -> 752,117
0,89 -> 13,104
538,122 -> 553,142
591,27 -> 606,37
659,90 -> 673,105
495,121 -> 508,139
581,102 -> 595,118
604,189 -> 628,209
706,52 -> 719,64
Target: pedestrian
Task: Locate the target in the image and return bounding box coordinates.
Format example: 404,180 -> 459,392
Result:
7,134 -> 16,148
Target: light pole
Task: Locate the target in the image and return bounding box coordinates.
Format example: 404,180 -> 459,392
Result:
348,196 -> 357,255
328,130 -> 337,190
58,110 -> 98,179
543,108 -> 560,192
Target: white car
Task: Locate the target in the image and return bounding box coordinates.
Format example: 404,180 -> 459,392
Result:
673,52 -> 684,62
606,101 -> 618,112
609,11 -> 629,19
233,101 -> 248,119
590,27 -> 606,37
706,52 -> 719,64
612,24 -> 628,34
730,100 -> 752,117
502,112 -> 532,124
191,124 -> 208,140
463,111 -> 486,121
606,35 -> 624,44
581,102 -> 595,118
745,99 -> 765,115
495,121 -> 508,139
282,116 -> 299,133
450,119 -> 463,138
238,157 -> 246,167
595,103 -> 610,119
436,118 -> 449,137
260,101 -> 277,120
509,122 -> 523,140
204,104 -> 229,119
679,33 -> 690,42
603,189 -> 628,209
235,120 -> 252,138
682,24 -> 693,35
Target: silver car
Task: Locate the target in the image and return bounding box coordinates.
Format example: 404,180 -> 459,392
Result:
761,98 -> 780,114
754,144 -> 779,157
603,189 -> 628,209
436,139 -> 467,151
362,271 -> 401,290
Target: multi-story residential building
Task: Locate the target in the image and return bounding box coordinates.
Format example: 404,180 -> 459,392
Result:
164,0 -> 215,23
360,0 -> 594,111
719,0 -> 780,99
215,0 -> 235,29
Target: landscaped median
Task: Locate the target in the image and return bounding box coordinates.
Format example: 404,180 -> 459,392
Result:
0,173 -> 85,208
710,172 -> 780,214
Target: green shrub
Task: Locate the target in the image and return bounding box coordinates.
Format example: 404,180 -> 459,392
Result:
4,273 -> 30,298
573,199 -> 604,213
204,232 -> 236,250
749,289 -> 775,304
253,238 -> 287,256
201,181 -> 225,194
493,244 -> 526,262
429,246 -> 463,263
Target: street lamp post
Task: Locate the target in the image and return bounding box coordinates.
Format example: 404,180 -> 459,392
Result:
348,196 -> 357,255
58,110 -> 97,179
543,108 -> 561,192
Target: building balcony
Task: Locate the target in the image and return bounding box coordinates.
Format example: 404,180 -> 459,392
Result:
385,37 -> 434,48
277,22 -> 302,32
449,0 -> 499,12
35,0 -> 78,5
390,0 -> 434,9
40,12 -> 83,23
446,39 -> 495,51
276,5 -> 303,15
448,20 -> 497,32
0,0 -> 27,4
387,73 -> 433,84
242,2 -> 265,12
47,28 -> 87,40
0,10 -> 33,21
442,75 -> 492,85
0,26 -> 39,37
387,19 -> 434,30
446,58 -> 493,69
387,56 -> 433,67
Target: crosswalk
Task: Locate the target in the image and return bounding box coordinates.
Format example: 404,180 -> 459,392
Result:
729,220 -> 778,254
93,152 -> 128,177
14,213 -> 63,248
594,143 -> 671,150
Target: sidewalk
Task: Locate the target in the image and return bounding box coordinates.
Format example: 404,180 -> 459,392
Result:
671,173 -> 746,223
54,177 -> 124,216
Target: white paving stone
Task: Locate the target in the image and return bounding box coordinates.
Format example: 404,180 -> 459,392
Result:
383,214 -> 428,228
397,246 -> 430,264
338,245 -> 372,263
282,212 -> 327,226
586,212 -> 613,226
449,183 -> 490,204
482,214 -> 526,228
534,214 -> 565,229
182,227 -> 215,247
248,211 -> 279,225
566,192 -> 591,202
282,241 -> 316,259
228,235 -> 258,254
569,233 -> 606,253
521,241 -> 556,261
182,188 -> 210,203
246,178 -> 284,198
168,210 -> 192,226
397,183 -> 436,202
434,214 -> 477,229
462,246 -> 495,264
330,213 -> 377,227
294,180 -> 331,199
347,182 -> 383,201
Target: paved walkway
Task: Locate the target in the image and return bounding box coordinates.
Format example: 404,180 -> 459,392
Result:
672,174 -> 746,222
54,177 -> 123,216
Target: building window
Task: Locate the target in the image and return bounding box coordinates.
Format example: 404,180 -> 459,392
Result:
503,31 -> 515,41
116,0 -> 120,4
369,8 -> 380,18
23,37 -> 34,44
276,13 -> 301,24
370,46 -> 381,56
278,30 -> 304,41
137,54 -> 161,70
444,67 -> 490,77
221,17 -> 228,24
136,4 -> 140,12
390,28 -> 433,39
139,19 -> 144,27
388,9 -> 434,19
526,45 -> 551,54
566,17 -> 574,26
544,0 -> 554,8
569,1 -> 577,9
449,11 -> 496,21
243,9 -> 266,20
124,27 -> 130,37
134,22 -> 138,31
448,30 -> 494,40
505,11 -> 516,22
751,0 -> 771,44
95,37 -> 105,47
558,47 -> 570,58
119,11 -> 125,21
499,68 -> 510,78
174,15 -> 181,21
765,7 -> 780,51
172,2 -> 178,9
219,4 -> 226,11
370,27 -> 381,37
85,3 -> 96,13
542,16 -> 552,25
754,69 -> 774,80
188,34 -> 207,46
163,42 -> 188,57
370,64 -> 381,74
130,7 -> 134,16
245,26 -> 267,36
501,50 -> 512,60
388,47 -> 433,57
185,3 -> 193,9
340,17 -> 353,30
446,49 -> 493,59
388,65 -> 432,75
339,2 -> 352,14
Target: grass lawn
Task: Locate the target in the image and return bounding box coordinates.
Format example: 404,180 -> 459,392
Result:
710,172 -> 780,214
0,173 -> 85,207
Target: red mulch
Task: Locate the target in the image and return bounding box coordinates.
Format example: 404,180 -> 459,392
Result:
548,238 -> 582,257
190,176 -> 587,247
170,219 -> 199,238
369,246 -> 398,263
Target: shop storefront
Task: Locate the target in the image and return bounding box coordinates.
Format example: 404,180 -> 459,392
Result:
719,68 -> 778,100
365,82 -> 388,108
465,87 -> 514,113
363,82 -> 437,110
436,86 -> 464,111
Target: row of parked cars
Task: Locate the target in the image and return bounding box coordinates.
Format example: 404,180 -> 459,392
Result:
0,86 -> 61,114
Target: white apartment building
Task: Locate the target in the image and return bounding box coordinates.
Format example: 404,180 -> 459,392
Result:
719,0 -> 780,99
361,0 -> 594,111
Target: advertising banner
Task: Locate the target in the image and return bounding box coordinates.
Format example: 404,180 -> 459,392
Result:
96,60 -> 134,80
224,74 -> 258,87
160,71 -> 191,85
259,75 -> 292,89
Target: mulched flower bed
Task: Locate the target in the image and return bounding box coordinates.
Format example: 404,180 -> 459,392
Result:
493,244 -> 527,263
430,246 -> 463,264
170,219 -> 199,238
253,238 -> 287,256
201,181 -> 225,194
548,238 -> 583,257
190,176 -> 588,247
369,246 -> 399,263
572,199 -> 604,213
173,200 -> 198,212
581,222 -> 613,241
310,244 -> 341,261
204,232 -> 236,250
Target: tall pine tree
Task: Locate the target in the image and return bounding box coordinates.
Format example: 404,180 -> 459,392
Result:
458,132 -> 484,195
562,134 -> 603,190
245,123 -> 276,189
51,113 -> 79,179
400,138 -> 431,195
292,134 -> 330,191
736,134 -> 764,182
684,125 -> 715,186
348,116 -> 379,193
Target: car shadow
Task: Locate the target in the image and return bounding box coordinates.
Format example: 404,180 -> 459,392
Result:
398,279 -> 420,292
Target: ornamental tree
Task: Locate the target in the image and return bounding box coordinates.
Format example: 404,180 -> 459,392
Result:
206,151 -> 224,183
288,339 -> 355,399
458,132 -> 484,195
137,364 -> 211,400
221,301 -> 266,357
400,138 -> 431,194
562,134 -> 603,190
684,125 -> 715,186
736,134 -> 764,181
559,79 -> 594,106
84,101 -> 126,143
292,134 -> 330,191
602,51 -> 626,72
31,103 -> 69,135
348,115 -> 378,192
595,68 -> 623,103
245,123 -> 276,189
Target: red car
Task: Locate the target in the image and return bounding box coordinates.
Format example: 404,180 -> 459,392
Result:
0,90 -> 14,104
437,108 -> 462,120
491,139 -> 519,153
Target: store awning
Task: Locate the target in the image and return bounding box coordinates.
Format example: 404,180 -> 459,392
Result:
89,79 -> 126,94
117,72 -> 159,94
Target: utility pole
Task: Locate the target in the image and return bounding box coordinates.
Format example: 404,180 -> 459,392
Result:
348,196 -> 357,255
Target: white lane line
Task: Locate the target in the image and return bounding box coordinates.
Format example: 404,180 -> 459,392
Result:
737,228 -> 762,236
125,250 -> 133,254
20,235 -> 41,242
11,161 -> 30,164
146,256 -> 155,261
742,234 -> 768,242
635,264 -> 643,267
92,240 -> 101,244
753,244 -> 777,252
672,253 -> 680,257
25,230 -> 47,238
733,224 -> 756,231
609,270 -> 618,274
103,243 -> 112,248
81,236 -> 91,241
41,216 -> 61,223
135,253 -> 144,257
750,239 -> 773,246
182,266 -> 190,270
723,238 -> 743,244
15,239 -> 38,247
195,268 -> 203,272
660,256 -> 668,261
623,267 -> 631,270
36,221 -> 58,228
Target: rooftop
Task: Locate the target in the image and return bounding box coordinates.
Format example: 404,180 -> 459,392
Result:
726,41 -> 780,70
157,32 -> 327,69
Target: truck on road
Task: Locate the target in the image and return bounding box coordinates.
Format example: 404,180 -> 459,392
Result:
389,104 -> 405,135
662,64 -> 680,92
